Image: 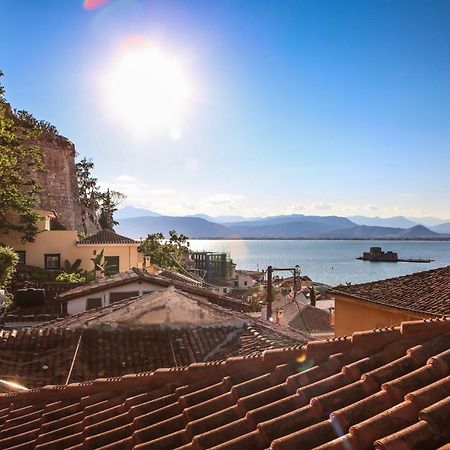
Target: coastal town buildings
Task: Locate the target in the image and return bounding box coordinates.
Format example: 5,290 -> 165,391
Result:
234,269 -> 264,289
261,293 -> 334,339
190,251 -> 235,283
0,211 -> 143,274
330,266 -> 450,336
0,317 -> 448,449
57,267 -> 248,316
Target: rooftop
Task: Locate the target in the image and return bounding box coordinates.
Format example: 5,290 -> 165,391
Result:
77,229 -> 138,245
330,265 -> 450,317
0,317 -> 448,449
271,295 -> 333,335
58,267 -> 251,312
0,289 -> 308,389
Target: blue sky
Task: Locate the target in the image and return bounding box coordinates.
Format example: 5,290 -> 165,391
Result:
2,0 -> 450,218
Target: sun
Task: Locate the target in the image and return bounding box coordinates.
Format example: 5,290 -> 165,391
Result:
104,40 -> 191,138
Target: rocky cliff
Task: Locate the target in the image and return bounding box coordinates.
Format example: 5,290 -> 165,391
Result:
33,132 -> 98,233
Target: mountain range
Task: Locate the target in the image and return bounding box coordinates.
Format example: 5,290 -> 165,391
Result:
115,207 -> 450,239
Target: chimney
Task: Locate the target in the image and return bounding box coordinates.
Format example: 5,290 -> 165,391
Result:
309,287 -> 316,307
276,308 -> 284,325
95,267 -> 104,281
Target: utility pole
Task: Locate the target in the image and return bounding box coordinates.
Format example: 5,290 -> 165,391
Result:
265,265 -> 300,321
293,264 -> 300,297
266,265 -> 273,321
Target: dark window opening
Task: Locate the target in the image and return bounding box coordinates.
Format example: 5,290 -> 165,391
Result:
109,291 -> 139,303
104,256 -> 119,275
86,298 -> 102,310
45,254 -> 60,270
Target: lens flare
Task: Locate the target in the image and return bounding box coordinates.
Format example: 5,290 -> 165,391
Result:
103,37 -> 192,138
83,0 -> 110,10
294,352 -> 314,372
0,379 -> 28,391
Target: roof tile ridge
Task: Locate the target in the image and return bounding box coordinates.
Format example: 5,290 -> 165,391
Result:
351,326 -> 401,350
331,265 -> 450,291
400,317 -> 450,337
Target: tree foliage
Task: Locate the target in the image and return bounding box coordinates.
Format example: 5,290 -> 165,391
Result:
76,158 -> 125,232
0,71 -> 44,242
13,109 -> 59,135
56,272 -> 86,283
0,246 -> 19,290
138,230 -> 189,272
99,189 -> 125,230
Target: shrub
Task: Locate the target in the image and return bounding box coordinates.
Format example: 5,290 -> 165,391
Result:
55,272 -> 86,283
0,246 -> 19,304
0,246 -> 19,289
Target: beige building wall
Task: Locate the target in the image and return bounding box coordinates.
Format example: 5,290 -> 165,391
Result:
334,294 -> 433,336
2,230 -> 141,273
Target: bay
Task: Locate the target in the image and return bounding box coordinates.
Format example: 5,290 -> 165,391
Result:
188,240 -> 450,286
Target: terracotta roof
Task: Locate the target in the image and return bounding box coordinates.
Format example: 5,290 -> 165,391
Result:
78,229 -> 138,245
0,319 -> 450,450
0,317 -> 448,449
271,296 -> 333,335
330,266 -> 450,317
44,288 -> 252,329
289,303 -> 333,335
0,320 -> 306,390
0,289 -> 308,389
157,269 -> 203,286
58,268 -> 252,312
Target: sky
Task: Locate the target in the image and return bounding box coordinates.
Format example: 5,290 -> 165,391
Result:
2,0 -> 450,219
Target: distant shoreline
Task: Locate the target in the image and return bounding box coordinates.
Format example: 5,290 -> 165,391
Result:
188,237 -> 450,241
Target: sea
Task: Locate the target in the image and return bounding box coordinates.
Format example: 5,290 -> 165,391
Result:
188,240 -> 450,286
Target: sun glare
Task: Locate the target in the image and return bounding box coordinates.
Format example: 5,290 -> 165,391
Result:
104,40 -> 192,138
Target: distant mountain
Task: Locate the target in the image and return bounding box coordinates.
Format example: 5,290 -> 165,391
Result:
348,215 -> 418,229
115,206 -> 445,239
228,215 -> 355,229
406,216 -> 449,227
229,220 -> 346,238
320,224 -> 440,239
116,216 -> 234,239
430,222 -> 450,234
188,214 -> 258,223
399,225 -> 441,238
116,206 -> 161,220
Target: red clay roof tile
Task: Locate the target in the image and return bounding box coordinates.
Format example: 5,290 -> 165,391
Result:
331,266 -> 450,316
0,317 -> 448,449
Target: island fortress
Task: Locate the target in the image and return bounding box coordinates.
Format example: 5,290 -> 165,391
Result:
357,247 -> 432,263
360,247 -> 399,262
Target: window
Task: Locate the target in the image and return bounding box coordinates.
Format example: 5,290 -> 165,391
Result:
86,298 -> 102,310
104,256 -> 119,275
45,254 -> 60,270
109,291 -> 139,303
16,251 -> 26,265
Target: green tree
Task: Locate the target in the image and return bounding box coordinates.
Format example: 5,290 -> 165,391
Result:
0,71 -> 44,242
76,157 -> 125,232
75,157 -> 102,232
138,230 -> 189,272
0,247 -> 19,290
98,189 -> 125,230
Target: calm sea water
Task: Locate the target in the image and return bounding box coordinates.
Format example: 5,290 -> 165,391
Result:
188,240 -> 450,286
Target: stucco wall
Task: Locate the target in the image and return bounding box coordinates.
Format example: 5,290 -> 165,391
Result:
2,230 -> 141,273
66,280 -> 164,315
334,294 -> 432,336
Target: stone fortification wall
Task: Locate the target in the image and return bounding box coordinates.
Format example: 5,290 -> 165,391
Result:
34,133 -> 99,234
